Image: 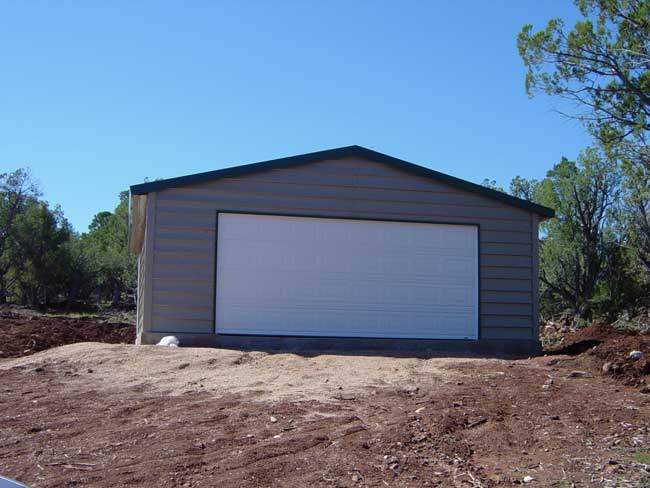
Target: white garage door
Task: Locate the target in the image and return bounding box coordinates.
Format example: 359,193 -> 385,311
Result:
215,213 -> 478,340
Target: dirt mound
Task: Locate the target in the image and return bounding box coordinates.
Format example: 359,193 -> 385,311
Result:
0,310 -> 135,359
1,345 -> 649,487
547,322 -> 650,386
1,342 -> 463,402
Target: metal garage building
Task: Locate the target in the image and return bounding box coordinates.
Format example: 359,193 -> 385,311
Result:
128,146 -> 553,355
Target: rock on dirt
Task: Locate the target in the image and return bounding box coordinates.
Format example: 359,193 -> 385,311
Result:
629,350 -> 643,360
567,370 -> 592,378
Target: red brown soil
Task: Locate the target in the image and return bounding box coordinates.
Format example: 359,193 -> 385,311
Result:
0,310 -> 135,359
1,311 -> 649,487
547,323 -> 650,386
1,353 -> 649,487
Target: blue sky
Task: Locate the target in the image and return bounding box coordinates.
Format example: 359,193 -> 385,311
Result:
1,1 -> 591,232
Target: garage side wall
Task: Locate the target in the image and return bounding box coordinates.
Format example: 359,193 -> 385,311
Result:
143,157 -> 538,346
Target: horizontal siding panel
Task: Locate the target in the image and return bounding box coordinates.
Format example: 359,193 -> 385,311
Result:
300,158 -> 411,175
481,231 -> 531,244
243,169 -> 454,192
153,278 -> 212,293
481,278 -> 532,292
246,158 -> 444,180
482,291 -> 532,304
481,243 -> 532,256
481,303 -> 533,315
480,266 -> 532,280
155,250 -> 214,266
153,291 -> 213,307
482,327 -> 534,340
157,212 -> 215,228
153,265 -> 213,280
155,191 -> 531,222
160,182 -> 525,214
482,315 -> 533,328
481,254 -> 531,267
156,226 -> 215,238
154,305 -> 212,320
151,316 -> 214,334
155,237 -> 214,253
156,206 -> 530,233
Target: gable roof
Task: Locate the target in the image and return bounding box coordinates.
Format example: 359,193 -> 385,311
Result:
130,145 -> 554,218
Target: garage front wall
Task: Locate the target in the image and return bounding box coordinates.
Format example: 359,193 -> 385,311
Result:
141,156 -> 539,343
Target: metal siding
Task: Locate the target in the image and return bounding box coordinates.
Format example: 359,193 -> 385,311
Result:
146,157 -> 536,339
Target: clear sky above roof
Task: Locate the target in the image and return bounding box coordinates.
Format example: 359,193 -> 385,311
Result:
1,1 -> 590,231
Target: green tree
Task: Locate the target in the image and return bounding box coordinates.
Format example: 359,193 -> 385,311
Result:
515,148 -> 620,318
480,178 -> 504,192
517,0 -> 649,145
0,169 -> 41,302
7,200 -> 73,305
82,191 -> 135,306
509,175 -> 540,201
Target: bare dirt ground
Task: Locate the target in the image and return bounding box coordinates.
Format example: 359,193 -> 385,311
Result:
1,311 -> 649,487
0,308 -> 134,359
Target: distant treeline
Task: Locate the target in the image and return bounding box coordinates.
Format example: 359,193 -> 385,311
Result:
0,170 -> 134,308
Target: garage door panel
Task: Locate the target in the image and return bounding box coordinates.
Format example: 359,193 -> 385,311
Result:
217,305 -> 475,339
218,239 -> 472,273
216,213 -> 478,340
217,268 -> 475,305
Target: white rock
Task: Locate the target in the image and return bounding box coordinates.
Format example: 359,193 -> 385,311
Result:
270,416 -> 278,423
628,350 -> 642,360
156,336 -> 180,347
523,475 -> 535,483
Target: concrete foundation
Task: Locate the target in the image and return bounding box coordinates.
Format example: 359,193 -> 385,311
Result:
138,331 -> 541,358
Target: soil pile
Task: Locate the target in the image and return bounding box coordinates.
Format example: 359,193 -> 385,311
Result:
547,322 -> 650,386
0,310 -> 134,359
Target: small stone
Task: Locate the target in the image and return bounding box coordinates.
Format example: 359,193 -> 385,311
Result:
639,385 -> 650,394
411,432 -> 428,442
602,362 -> 613,374
523,475 -> 535,483
549,415 -> 560,420
568,370 -> 591,378
402,386 -> 419,395
87,368 -> 94,373
270,416 -> 278,423
628,350 -> 642,361
351,473 -> 361,482
452,401 -> 463,407
177,362 -> 190,370
337,392 -> 356,401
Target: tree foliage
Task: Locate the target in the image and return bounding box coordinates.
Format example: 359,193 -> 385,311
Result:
518,0 -> 649,145
0,169 -> 135,307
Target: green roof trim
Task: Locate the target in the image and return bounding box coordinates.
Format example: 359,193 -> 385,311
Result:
130,145 -> 554,218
